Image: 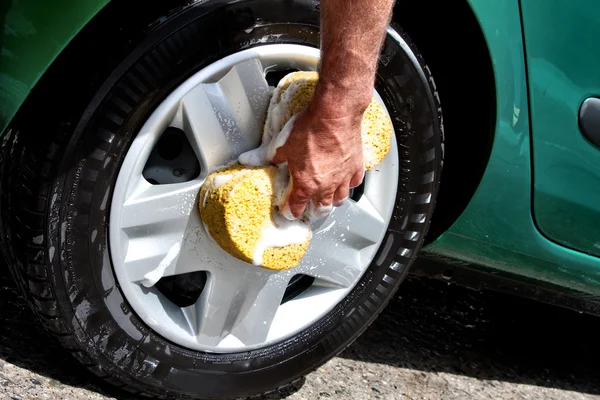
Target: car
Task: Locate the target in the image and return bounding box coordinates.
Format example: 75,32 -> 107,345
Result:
1,0 -> 599,398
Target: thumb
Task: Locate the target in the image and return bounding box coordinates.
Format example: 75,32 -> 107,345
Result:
269,115 -> 298,164
271,145 -> 287,165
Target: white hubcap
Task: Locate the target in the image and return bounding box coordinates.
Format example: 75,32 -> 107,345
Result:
109,44 -> 399,353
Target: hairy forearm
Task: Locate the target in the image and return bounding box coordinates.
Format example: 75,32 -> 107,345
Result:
312,0 -> 395,118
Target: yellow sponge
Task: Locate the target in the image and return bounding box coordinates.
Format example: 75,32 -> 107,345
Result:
199,164 -> 311,270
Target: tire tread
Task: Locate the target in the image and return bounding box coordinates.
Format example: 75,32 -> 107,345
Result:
0,129 -> 143,395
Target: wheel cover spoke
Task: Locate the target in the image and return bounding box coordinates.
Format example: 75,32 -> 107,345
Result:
120,179 -> 201,231
188,269 -> 290,347
181,58 -> 271,170
116,179 -> 201,285
293,198 -> 387,287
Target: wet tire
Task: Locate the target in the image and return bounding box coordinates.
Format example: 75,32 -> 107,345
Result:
0,0 -> 443,398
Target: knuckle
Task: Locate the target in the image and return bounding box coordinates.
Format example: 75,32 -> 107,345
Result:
297,182 -> 318,197
290,187 -> 313,202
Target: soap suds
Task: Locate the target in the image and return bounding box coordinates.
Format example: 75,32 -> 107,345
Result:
307,201 -> 333,220
318,220 -> 336,234
202,171 -> 247,207
238,145 -> 269,166
252,213 -> 311,265
141,242 -> 181,287
202,189 -> 210,208
263,79 -> 307,143
212,174 -> 235,187
207,159 -> 239,174
266,115 -> 297,163
334,196 -> 349,207
238,114 -> 298,167
363,144 -> 378,168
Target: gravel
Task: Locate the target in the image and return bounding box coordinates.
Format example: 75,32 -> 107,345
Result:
2,265 -> 600,400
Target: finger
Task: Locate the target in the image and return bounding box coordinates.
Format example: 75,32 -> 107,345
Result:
271,145 -> 287,165
350,168 -> 365,188
333,181 -> 351,207
276,174 -> 295,220
279,202 -> 298,221
314,184 -> 337,207
267,114 -> 299,163
286,186 -> 313,219
307,199 -> 333,219
309,187 -> 336,219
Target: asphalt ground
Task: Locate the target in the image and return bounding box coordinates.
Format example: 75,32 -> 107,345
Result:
2,262 -> 600,400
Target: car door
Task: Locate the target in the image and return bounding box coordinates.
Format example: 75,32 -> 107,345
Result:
520,0 -> 600,257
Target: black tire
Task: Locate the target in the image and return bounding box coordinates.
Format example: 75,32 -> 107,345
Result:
0,0 -> 443,398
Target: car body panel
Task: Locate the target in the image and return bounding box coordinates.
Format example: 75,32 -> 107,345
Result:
422,0 -> 600,296
0,0 -> 109,132
519,0 -> 600,258
3,0 -> 600,295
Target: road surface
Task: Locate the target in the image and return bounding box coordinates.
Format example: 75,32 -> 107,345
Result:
2,265 -> 599,400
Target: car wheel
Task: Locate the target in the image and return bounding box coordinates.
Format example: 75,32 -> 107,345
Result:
0,0 -> 443,398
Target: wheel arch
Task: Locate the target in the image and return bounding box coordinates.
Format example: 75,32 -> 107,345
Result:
393,0 -> 497,242
4,1 -> 193,140
0,0 -> 109,134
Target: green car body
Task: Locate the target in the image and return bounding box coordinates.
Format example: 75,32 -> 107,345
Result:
2,0 -> 600,296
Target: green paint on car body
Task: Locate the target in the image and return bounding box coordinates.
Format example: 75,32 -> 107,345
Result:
520,0 -> 600,258
423,0 -> 600,295
0,0 -> 109,131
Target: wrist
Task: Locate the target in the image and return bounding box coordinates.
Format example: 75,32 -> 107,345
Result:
309,81 -> 372,121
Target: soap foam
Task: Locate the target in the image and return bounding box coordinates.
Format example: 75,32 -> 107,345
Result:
266,115 -> 297,163
334,196 -> 349,207
141,242 -> 181,287
252,213 -> 311,266
263,78 -> 309,143
202,171 -> 246,207
362,142 -> 378,169
239,113 -> 298,167
307,201 -> 333,220
213,174 -> 234,187
237,145 -> 269,167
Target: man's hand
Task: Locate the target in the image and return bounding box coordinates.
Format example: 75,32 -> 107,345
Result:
272,0 -> 395,219
272,101 -> 366,218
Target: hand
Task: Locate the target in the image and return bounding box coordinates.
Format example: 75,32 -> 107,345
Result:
272,103 -> 366,219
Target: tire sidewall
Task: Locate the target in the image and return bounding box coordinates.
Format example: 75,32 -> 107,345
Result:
46,0 -> 441,397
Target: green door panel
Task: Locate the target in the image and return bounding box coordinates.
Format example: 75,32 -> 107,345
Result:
422,0 -> 600,295
0,0 -> 109,134
519,0 -> 600,257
